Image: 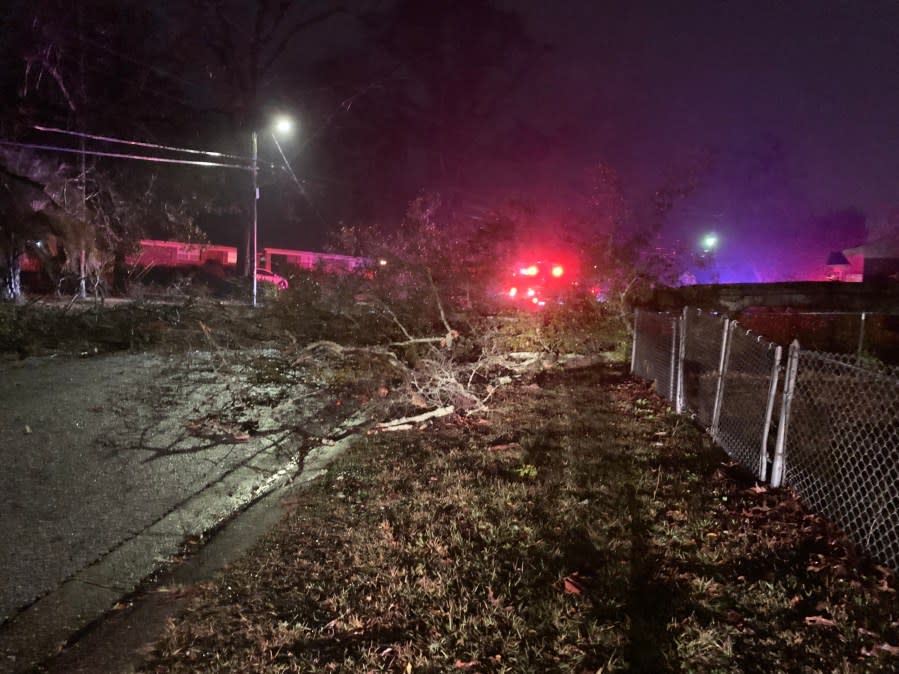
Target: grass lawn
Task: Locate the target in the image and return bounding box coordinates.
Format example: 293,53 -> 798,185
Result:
140,361 -> 898,673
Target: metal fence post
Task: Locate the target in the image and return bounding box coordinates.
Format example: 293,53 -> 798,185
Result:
668,316 -> 677,401
676,307 -> 687,413
710,318 -> 733,440
771,340 -> 800,488
758,344 -> 782,482
857,311 -> 867,358
630,309 -> 639,374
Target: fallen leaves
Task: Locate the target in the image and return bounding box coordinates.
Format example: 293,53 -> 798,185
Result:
562,573 -> 586,595
137,360 -> 899,674
487,442 -> 521,452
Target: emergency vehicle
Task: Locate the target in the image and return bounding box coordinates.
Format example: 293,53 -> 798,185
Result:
505,260 -> 574,308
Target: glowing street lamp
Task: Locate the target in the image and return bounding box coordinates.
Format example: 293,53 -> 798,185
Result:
273,115 -> 293,136
252,115 -> 294,307
702,233 -> 719,253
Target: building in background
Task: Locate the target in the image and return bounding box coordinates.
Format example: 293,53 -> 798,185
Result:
843,235 -> 899,283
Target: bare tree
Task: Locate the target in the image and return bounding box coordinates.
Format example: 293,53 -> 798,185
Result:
320,194 -> 538,419
581,151 -> 715,326
0,154 -> 89,302
4,0 -> 209,297
177,0 -> 348,275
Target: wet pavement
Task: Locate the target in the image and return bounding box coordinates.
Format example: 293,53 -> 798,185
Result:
0,348 -> 343,670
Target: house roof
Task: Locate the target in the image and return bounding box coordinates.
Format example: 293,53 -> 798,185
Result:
826,251 -> 850,265
844,235 -> 899,258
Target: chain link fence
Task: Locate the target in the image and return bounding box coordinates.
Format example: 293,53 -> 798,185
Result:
715,324 -> 782,483
779,349 -> 899,568
631,309 -> 678,403
631,307 -> 899,569
739,310 -> 899,365
681,309 -> 727,428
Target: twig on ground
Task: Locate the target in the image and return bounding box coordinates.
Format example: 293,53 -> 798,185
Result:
652,465 -> 662,502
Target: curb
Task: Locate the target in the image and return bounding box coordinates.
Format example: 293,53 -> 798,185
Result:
0,437 -> 356,673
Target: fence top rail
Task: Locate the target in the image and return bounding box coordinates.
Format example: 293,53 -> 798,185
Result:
741,309 -> 899,318
691,307 -> 724,317
636,308 -> 680,317
799,349 -> 899,382
730,321 -> 779,351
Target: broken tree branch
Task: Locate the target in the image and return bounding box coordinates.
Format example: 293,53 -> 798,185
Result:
377,405 -> 455,431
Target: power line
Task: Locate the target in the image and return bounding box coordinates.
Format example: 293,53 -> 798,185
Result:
0,139 -> 250,170
271,132 -> 327,225
296,79 -> 387,155
3,136 -> 288,176
33,124 -> 249,162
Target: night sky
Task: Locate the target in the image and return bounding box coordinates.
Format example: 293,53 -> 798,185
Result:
501,0 -> 899,281
265,0 -> 899,282
4,0 -> 899,283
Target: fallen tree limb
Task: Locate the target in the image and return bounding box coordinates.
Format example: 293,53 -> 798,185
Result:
377,405 -> 455,431
389,337 -> 446,347
292,340 -> 404,368
507,351 -> 544,360
426,269 -> 456,347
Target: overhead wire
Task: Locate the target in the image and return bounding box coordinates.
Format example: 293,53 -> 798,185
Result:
3,125 -> 312,180
296,79 -> 388,155
33,124 -> 249,162
271,132 -> 327,225
23,125 -> 284,172
2,16 -> 365,228
12,28 -> 382,177
0,139 -> 250,170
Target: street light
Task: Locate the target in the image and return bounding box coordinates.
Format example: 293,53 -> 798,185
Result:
702,233 -> 719,253
252,115 -> 294,307
273,115 -> 293,136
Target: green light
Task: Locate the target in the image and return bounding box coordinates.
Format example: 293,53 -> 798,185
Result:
702,233 -> 718,251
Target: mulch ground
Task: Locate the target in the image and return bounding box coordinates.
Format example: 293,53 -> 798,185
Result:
138,361 -> 898,673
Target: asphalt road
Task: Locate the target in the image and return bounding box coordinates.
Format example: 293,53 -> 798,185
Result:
0,349 -> 319,626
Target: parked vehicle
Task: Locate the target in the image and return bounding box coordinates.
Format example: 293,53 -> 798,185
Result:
256,268 -> 289,290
